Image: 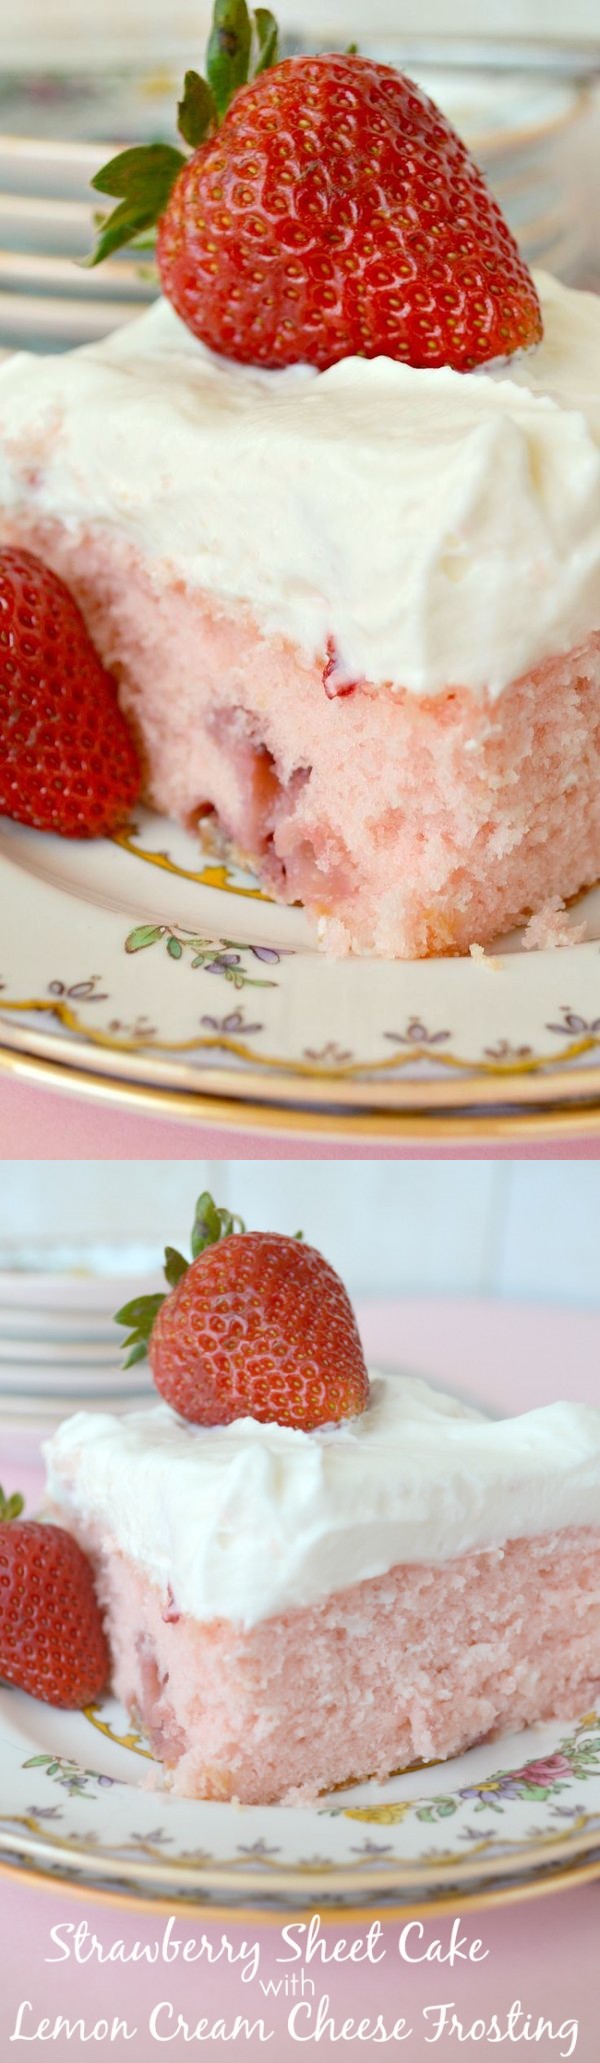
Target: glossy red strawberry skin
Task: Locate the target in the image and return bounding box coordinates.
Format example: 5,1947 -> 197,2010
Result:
150,1232 -> 370,1431
157,54 -> 542,374
0,1520 -> 109,1708
0,547 -> 140,837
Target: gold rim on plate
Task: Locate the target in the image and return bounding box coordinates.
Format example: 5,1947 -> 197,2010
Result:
3,1808 -> 600,1902
2,1036 -> 600,1140
1,1847 -> 599,1924
6,1006 -> 600,1112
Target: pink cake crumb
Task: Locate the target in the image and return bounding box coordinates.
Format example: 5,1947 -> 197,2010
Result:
522,898 -> 588,952
1,512 -> 599,959
88,1525 -> 600,1804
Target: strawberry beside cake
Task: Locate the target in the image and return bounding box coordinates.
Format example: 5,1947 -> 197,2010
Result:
39,1194 -> 600,1806
0,14 -> 599,957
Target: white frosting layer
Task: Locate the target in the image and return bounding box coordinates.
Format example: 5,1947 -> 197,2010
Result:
44,1373 -> 600,1629
0,271 -> 599,698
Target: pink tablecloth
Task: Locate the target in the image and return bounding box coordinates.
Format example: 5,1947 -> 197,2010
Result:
1,1073 -> 600,1156
1,1296 -> 599,2061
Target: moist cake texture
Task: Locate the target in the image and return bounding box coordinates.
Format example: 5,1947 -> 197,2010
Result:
1,272 -> 599,955
44,1374 -> 600,1802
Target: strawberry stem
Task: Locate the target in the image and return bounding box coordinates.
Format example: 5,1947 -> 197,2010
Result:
191,1191 -> 245,1257
206,0 -> 252,119
115,1191 -> 246,1366
0,1486 -> 25,1522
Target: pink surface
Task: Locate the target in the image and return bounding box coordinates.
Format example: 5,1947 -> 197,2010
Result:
1,1073 -> 600,1156
0,1882 -> 596,2061
1,1296 -> 599,2057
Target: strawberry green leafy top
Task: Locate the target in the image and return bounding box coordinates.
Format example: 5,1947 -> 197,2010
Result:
0,1486 -> 25,1522
87,2 -> 541,382
116,1190 -> 245,1365
88,0 -> 279,265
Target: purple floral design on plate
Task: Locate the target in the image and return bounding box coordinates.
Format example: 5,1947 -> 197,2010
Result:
546,1009 -> 600,1039
22,1753 -> 121,1798
200,1009 -> 264,1038
384,1019 -> 451,1048
47,977 -> 109,1004
414,1727 -> 600,1824
303,1042 -> 354,1067
124,925 -> 280,991
483,1039 -> 533,1062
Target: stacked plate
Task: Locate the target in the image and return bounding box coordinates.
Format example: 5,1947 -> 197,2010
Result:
0,50 -> 597,354
0,1253 -> 161,1436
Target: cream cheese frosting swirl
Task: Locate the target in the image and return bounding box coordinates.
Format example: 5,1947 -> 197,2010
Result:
44,1373 -> 600,1629
0,270 -> 599,699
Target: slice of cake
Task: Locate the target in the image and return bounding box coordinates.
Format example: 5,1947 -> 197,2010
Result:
44,1374 -> 600,1806
41,1195 -> 600,1805
1,274 -> 599,957
0,28 -> 598,957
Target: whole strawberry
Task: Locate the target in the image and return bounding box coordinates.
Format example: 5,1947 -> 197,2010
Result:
157,56 -> 541,373
89,6 -> 542,375
117,1192 -> 370,1432
0,1486 -> 109,1708
0,548 -> 140,838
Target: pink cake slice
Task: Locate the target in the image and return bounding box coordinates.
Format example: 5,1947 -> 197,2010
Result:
1,269 -> 599,957
2,517 -> 600,958
89,1524 -> 600,1804
44,1375 -> 600,1804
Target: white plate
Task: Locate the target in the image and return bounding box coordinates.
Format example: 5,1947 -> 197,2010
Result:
0,1328 -> 122,1361
0,1335 -> 126,1366
2,1686 -> 600,1912
0,1266 -> 161,1310
0,1368 -> 153,1399
2,806 -> 600,1135
0,1307 -> 120,1338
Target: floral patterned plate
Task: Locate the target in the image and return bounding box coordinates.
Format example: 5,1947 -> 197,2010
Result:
2,1684 -> 600,1911
2,807 -> 600,1134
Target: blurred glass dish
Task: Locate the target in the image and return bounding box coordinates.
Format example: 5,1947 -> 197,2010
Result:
0,1241 -> 162,1277
0,44 -> 597,351
0,1249 -> 159,1425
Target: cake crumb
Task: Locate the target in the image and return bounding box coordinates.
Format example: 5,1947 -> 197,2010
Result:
282,1782 -> 321,1808
522,898 -> 587,951
317,913 -> 351,957
469,942 -> 501,971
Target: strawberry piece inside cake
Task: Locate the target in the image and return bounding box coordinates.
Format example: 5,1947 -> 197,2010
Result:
44,1374 -> 600,1804
0,270 -> 599,956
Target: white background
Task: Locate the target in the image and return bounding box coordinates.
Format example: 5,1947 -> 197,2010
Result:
0,1161 -> 598,1305
7,0 -> 600,64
